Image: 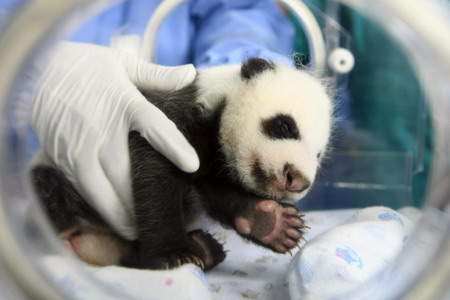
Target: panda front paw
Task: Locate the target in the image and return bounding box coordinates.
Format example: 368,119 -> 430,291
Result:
234,200 -> 307,253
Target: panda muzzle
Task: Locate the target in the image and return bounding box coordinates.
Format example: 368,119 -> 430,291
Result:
284,168 -> 310,193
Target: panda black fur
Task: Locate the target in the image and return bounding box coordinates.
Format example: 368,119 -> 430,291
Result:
31,58 -> 332,270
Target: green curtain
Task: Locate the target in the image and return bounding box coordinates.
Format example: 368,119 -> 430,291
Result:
290,1 -> 433,208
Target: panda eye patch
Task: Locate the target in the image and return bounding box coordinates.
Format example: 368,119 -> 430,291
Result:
261,114 -> 300,140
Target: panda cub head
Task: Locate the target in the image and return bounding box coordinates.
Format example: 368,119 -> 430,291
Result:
199,58 -> 333,202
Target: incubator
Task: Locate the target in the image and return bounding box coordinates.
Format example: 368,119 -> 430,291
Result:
0,0 -> 449,299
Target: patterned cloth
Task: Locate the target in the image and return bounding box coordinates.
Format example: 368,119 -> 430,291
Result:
287,207 -> 419,299
42,257 -> 212,300
41,207 -> 422,299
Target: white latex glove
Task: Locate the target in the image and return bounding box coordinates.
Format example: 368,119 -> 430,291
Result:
31,42 -> 199,240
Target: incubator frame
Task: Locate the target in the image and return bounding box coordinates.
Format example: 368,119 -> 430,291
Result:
0,0 -> 449,299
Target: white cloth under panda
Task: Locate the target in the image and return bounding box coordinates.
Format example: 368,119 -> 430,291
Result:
41,255 -> 212,300
287,206 -> 416,299
39,207 -> 424,300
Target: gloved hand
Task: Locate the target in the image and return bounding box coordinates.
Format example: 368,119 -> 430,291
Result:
31,42 -> 199,240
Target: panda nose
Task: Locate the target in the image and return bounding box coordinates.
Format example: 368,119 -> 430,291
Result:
284,169 -> 310,193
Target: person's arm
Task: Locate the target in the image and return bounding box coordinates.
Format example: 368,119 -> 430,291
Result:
190,0 -> 295,68
31,41 -> 198,239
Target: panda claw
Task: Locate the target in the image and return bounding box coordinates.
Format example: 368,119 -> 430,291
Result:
192,256 -> 198,264
198,258 -> 205,269
190,256 -> 204,269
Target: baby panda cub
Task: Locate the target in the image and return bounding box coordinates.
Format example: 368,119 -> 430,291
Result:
31,58 -> 332,270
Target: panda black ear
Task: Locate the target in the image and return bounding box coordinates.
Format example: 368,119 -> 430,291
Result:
240,58 -> 275,81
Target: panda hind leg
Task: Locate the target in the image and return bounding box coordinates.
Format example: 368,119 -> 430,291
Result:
126,182 -> 214,270
124,240 -> 206,270
188,230 -> 226,270
59,219 -> 132,266
148,230 -> 226,270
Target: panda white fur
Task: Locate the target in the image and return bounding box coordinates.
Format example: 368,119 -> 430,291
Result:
197,60 -> 332,201
31,58 -> 332,270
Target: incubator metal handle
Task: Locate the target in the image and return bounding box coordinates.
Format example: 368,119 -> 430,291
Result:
140,0 -> 327,72
140,0 -> 183,62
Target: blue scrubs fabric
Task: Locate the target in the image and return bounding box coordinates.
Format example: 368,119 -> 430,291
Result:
69,0 -> 295,67
3,0 -> 295,158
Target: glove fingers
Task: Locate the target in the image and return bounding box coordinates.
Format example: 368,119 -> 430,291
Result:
130,100 -> 200,173
117,51 -> 196,91
74,155 -> 137,240
99,134 -> 134,214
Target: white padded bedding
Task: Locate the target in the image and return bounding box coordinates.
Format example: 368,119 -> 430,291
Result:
41,207 -> 425,300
